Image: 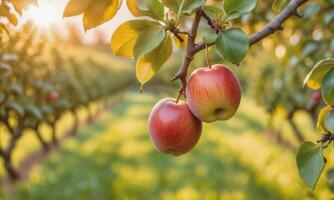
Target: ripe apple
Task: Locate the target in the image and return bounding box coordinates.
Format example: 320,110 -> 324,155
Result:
48,91 -> 60,101
186,64 -> 241,122
148,98 -> 202,156
311,91 -> 322,104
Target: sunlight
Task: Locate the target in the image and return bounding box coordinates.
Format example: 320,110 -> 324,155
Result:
24,1 -> 61,27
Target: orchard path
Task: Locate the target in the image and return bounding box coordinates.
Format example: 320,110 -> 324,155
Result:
7,91 -> 321,200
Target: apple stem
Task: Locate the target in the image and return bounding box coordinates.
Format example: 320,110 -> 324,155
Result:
205,45 -> 212,69
175,88 -> 183,104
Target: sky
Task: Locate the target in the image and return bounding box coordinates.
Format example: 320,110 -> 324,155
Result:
21,0 -> 133,44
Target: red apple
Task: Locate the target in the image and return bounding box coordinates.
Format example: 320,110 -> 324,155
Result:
186,64 -> 241,122
48,91 -> 60,101
148,98 -> 202,156
311,91 -> 322,104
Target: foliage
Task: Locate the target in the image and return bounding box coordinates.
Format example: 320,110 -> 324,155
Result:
63,0 -> 257,89
0,0 -> 333,193
0,23 -> 134,180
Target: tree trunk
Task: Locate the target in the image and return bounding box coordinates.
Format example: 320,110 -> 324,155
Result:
71,110 -> 79,135
86,104 -> 93,123
50,122 -> 58,145
34,129 -> 49,152
263,129 -> 296,151
3,152 -> 19,181
308,110 -> 318,130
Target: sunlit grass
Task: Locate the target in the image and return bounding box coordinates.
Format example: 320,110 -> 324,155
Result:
2,90 -> 331,200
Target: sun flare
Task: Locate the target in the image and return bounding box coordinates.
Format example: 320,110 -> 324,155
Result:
24,1 -> 61,27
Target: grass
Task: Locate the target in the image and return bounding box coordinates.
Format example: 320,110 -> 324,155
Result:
2,90 -> 334,200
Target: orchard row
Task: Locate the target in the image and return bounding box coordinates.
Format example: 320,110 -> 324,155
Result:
0,23 -> 134,181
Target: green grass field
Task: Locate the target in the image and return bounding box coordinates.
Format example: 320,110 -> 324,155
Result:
2,90 -> 334,200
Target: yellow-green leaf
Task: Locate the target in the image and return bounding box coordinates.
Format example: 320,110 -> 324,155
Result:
272,0 -> 290,13
127,0 -> 164,20
63,0 -> 91,17
134,28 -> 166,58
304,58 -> 334,89
83,0 -> 120,31
111,20 -> 162,58
317,106 -> 332,133
136,35 -> 172,86
0,24 -> 9,34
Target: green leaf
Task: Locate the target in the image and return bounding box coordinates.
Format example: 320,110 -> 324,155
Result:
302,43 -> 318,57
83,0 -> 120,31
296,141 -> 325,190
63,0 -> 91,17
161,0 -> 204,15
202,5 -> 223,17
303,3 -> 320,20
111,20 -> 162,58
9,83 -> 23,96
318,106 -> 333,133
324,11 -> 334,25
327,169 -> 334,191
182,0 -> 205,15
161,0 -> 179,13
223,0 -> 257,20
215,28 -> 249,65
324,110 -> 334,133
26,104 -> 43,120
202,28 -> 218,45
136,35 -> 173,87
5,101 -> 25,117
126,0 -> 165,20
272,0 -> 290,13
134,28 -> 166,59
304,58 -> 334,89
322,69 -> 334,106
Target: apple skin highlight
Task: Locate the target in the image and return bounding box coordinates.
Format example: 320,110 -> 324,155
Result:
148,98 -> 202,156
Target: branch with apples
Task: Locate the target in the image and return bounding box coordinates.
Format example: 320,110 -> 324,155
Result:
61,0 -> 323,189
171,0 -> 308,98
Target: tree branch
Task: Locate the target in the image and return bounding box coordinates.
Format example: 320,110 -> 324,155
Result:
172,9 -> 202,99
172,0 -> 308,96
248,0 -> 307,45
0,147 -> 5,158
195,0 -> 307,52
202,10 -> 219,33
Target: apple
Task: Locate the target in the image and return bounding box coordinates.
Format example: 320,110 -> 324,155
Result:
311,91 -> 322,104
186,64 -> 241,122
148,98 -> 202,156
48,91 -> 60,101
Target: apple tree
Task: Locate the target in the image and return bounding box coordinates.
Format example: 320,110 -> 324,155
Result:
62,0 -> 333,189
0,22 -> 134,181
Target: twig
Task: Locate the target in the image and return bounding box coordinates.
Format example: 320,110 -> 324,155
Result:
248,0 -> 307,45
167,25 -> 186,43
317,133 -> 334,149
195,0 -> 307,53
172,0 -> 309,92
172,9 -> 202,98
202,10 -> 219,33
